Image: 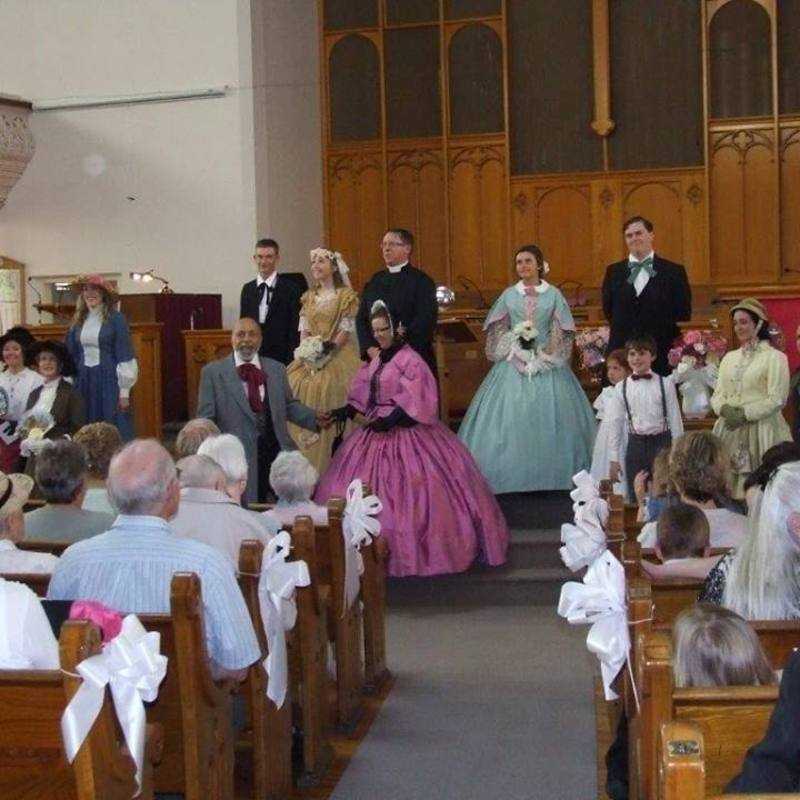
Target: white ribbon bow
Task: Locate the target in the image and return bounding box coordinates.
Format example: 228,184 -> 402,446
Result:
257,531 -> 310,708
341,479 -> 382,613
560,471 -> 610,571
61,614 -> 167,791
557,551 -> 630,700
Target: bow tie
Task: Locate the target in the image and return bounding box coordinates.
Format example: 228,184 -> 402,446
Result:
631,373 -> 653,381
627,257 -> 655,285
237,362 -> 266,413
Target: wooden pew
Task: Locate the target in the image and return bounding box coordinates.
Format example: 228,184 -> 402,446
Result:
137,572 -> 236,800
659,720 -> 800,800
237,539 -> 293,800
18,540 -> 71,557
0,619 -> 159,799
1,571 -> 51,597
289,516 -> 334,786
606,493 -> 626,560
633,623 -> 800,800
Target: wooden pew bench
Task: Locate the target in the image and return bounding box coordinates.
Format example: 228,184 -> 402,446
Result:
0,619 -> 161,799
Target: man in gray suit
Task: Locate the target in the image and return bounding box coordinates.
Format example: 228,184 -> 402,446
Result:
196,317 -> 325,504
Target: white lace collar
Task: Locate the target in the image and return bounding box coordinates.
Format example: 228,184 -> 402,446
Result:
515,280 -> 549,295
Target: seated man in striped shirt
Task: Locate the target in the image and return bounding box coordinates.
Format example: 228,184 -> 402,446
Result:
47,439 -> 260,681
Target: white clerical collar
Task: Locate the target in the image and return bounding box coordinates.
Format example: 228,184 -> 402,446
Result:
256,271 -> 278,288
233,350 -> 259,368
386,261 -> 408,274
515,280 -> 549,295
628,251 -> 655,265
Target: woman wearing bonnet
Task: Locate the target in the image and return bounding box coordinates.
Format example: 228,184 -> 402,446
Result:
711,297 -> 791,497
286,248 -> 361,473
458,244 -> 595,493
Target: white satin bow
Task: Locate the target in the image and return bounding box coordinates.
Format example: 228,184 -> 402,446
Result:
342,479 -> 382,613
557,550 -> 630,700
560,471 -> 609,571
61,614 -> 167,791
257,531 -> 310,708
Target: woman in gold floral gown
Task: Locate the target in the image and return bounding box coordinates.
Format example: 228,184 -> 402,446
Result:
287,248 -> 361,473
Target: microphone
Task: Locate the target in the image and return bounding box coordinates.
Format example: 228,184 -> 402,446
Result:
27,277 -> 43,322
457,275 -> 488,309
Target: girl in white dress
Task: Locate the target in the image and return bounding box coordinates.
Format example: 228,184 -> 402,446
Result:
590,349 -> 630,497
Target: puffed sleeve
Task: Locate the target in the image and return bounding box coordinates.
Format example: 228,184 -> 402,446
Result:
483,290 -> 512,362
112,311 -> 137,398
743,349 -> 790,422
392,351 -> 439,425
116,359 -> 138,399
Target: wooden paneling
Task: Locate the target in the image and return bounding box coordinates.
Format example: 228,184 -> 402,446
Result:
781,125 -> 800,275
709,125 -> 778,282
329,35 -> 381,141
778,0 -> 800,113
327,148 -> 386,288
449,142 -> 508,290
183,329 -> 232,419
510,167 -> 707,287
323,0 -> 377,31
386,145 -> 447,285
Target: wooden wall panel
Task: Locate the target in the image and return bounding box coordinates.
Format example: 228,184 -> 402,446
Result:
327,151 -> 385,288
621,181 -> 683,263
386,148 -> 447,285
710,127 -> 778,283
449,155 -> 483,289
781,127 -> 800,275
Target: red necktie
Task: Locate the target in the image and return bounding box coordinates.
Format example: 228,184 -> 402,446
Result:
237,363 -> 265,413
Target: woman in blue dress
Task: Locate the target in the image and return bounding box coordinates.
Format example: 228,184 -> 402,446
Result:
66,274 -> 138,441
458,244 -> 595,493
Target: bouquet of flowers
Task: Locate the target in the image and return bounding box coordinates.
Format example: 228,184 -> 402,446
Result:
19,409 -> 54,457
575,326 -> 610,383
512,320 -> 539,351
667,329 -> 728,370
294,336 -> 334,372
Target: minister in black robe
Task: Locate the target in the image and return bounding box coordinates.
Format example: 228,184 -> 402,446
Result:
601,216 -> 692,375
356,228 -> 439,377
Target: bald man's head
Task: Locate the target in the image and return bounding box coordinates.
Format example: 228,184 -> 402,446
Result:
232,317 -> 262,362
107,439 -> 179,518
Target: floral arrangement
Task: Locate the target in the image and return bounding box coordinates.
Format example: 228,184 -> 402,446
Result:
667,329 -> 728,370
294,336 -> 334,371
574,326 -> 610,383
512,320 -> 539,351
19,409 -> 54,457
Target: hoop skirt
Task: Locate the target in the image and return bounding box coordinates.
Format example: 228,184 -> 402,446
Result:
458,282 -> 595,493
315,345 -> 509,577
287,287 -> 361,474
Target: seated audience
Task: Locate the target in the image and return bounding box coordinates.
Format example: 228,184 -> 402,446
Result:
171,454 -> 277,565
654,502 -> 710,563
0,576 -> 59,668
73,421 -> 122,515
639,431 -> 747,548
174,417 -> 221,459
0,469 -> 58,574
197,433 -> 252,505
643,459 -> 800,619
268,451 -> 328,527
673,603 -> 776,688
632,446 -> 674,523
726,648 -> 800,793
25,440 -> 115,543
47,439 -> 260,679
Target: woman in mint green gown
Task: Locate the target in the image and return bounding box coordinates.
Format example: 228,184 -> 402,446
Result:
458,244 -> 595,493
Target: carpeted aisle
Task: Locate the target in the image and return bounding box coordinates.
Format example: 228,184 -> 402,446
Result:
329,605 -> 597,800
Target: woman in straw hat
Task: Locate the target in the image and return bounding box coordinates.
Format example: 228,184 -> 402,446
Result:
65,275 -> 138,441
711,297 -> 792,497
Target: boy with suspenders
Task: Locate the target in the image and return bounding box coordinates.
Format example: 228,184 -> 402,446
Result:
607,335 -> 684,500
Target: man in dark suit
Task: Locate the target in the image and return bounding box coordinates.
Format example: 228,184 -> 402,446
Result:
196,318 -> 324,504
239,238 -> 302,364
602,216 -> 692,375
356,228 -> 439,377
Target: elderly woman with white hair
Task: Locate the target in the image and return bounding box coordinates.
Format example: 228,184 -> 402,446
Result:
197,433 -> 251,504
268,450 -> 328,526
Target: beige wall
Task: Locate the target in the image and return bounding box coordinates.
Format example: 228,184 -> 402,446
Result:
0,0 -> 322,327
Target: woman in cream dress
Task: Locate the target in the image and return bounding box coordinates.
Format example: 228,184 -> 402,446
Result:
711,297 -> 791,497
286,248 -> 361,473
